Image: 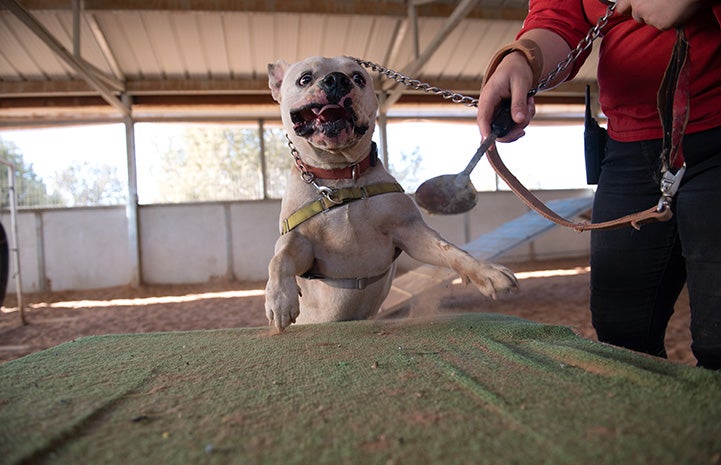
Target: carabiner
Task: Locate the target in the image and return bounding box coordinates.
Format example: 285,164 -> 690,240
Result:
312,181 -> 343,205
656,164 -> 686,212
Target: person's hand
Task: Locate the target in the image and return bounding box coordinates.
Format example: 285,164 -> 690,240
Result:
615,0 -> 704,30
477,51 -> 535,142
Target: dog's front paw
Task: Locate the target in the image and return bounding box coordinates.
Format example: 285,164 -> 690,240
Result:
264,279 -> 301,333
455,258 -> 519,299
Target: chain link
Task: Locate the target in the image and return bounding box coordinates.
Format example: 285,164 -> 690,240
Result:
353,58 -> 481,107
354,2 -> 616,104
533,2 -> 616,95
286,134 -> 315,183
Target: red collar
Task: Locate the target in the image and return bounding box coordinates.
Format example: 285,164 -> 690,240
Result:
300,143 -> 378,180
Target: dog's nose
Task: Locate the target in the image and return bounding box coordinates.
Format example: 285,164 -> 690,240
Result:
319,72 -> 352,103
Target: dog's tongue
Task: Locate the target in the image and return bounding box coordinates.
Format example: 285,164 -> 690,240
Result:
312,104 -> 344,122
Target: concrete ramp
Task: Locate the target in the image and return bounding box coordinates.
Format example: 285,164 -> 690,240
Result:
380,195 -> 593,314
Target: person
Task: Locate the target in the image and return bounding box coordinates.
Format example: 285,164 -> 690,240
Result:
477,0 -> 721,369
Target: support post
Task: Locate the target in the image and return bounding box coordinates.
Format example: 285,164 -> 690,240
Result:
72,0 -> 82,57
123,94 -> 141,287
377,93 -> 390,168
0,160 -> 24,324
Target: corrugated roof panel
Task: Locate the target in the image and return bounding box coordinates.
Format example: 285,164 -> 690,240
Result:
23,12 -> 75,78
120,11 -> 163,79
443,19 -> 495,81
424,19 -> 472,79
0,16 -> 29,80
0,47 -> 19,81
222,12 -> 255,78
343,15 -> 376,59
138,11 -> 182,78
196,13 -> 230,79
248,13 -> 277,75
469,20 -> 521,80
171,12 -> 209,79
94,12 -> 142,78
320,15 -> 355,57
294,15 -> 328,61
362,16 -> 400,64
1,13 -> 69,80
273,13 -> 301,63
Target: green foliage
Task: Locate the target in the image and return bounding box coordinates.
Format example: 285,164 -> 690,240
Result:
0,138 -> 62,208
53,162 -> 127,207
263,126 -> 294,199
150,124 -> 292,203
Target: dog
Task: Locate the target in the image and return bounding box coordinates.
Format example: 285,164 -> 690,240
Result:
265,56 -> 518,332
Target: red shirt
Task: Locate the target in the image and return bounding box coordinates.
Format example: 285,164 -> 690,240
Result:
519,0 -> 721,142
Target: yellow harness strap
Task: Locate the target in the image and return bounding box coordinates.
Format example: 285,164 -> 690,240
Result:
281,182 -> 404,235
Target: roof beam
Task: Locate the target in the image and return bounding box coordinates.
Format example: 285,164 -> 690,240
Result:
0,0 -> 130,116
13,0 -> 528,20
0,77 -> 595,99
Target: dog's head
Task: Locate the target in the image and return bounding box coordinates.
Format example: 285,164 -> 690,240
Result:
268,56 -> 377,166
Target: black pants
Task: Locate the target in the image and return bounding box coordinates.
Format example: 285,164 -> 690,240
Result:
591,126 -> 721,369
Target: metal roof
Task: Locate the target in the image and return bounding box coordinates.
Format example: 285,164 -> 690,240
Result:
0,0 -> 599,126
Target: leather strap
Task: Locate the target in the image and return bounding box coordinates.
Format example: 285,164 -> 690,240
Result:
300,247 -> 402,290
657,27 -> 690,170
281,182 -> 404,234
300,143 -> 378,180
485,144 -> 672,231
483,38 -> 544,90
300,268 -> 391,290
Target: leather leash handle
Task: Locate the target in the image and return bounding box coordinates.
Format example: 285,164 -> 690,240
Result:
485,144 -> 672,231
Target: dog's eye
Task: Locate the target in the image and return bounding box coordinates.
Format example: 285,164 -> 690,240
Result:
297,72 -> 313,87
352,72 -> 366,88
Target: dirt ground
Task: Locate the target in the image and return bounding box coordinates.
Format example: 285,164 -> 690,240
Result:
0,256 -> 694,366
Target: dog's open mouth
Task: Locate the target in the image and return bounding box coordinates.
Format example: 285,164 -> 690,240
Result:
290,99 -> 367,141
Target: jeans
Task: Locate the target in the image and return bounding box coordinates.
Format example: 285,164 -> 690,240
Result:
590,126 -> 721,369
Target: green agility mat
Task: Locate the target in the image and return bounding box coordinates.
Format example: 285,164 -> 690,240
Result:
1,314 -> 720,465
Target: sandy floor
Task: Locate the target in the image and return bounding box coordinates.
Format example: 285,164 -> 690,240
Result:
0,256 -> 694,366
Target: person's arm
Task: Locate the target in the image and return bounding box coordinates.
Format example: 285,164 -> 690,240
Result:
476,29 -> 571,142
615,0 -> 712,30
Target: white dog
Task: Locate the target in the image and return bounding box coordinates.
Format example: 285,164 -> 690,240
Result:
265,56 -> 518,332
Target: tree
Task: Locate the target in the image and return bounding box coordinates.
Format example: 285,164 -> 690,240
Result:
0,138 -> 61,208
148,124 -> 292,203
53,162 -> 127,207
263,126 -> 294,199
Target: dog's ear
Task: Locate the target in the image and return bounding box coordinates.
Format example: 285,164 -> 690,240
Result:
268,60 -> 289,103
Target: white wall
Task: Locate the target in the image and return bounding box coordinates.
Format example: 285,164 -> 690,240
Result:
3,189 -> 592,293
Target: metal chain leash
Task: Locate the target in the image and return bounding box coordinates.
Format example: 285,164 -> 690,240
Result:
354,2 -> 616,103
286,134 -> 314,183
533,2 -> 616,95
286,134 -> 343,204
353,58 -> 481,107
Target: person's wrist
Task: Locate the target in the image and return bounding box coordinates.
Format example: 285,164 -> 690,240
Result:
483,39 -> 543,90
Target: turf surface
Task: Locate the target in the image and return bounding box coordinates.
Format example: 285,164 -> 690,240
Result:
1,313 -> 720,464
